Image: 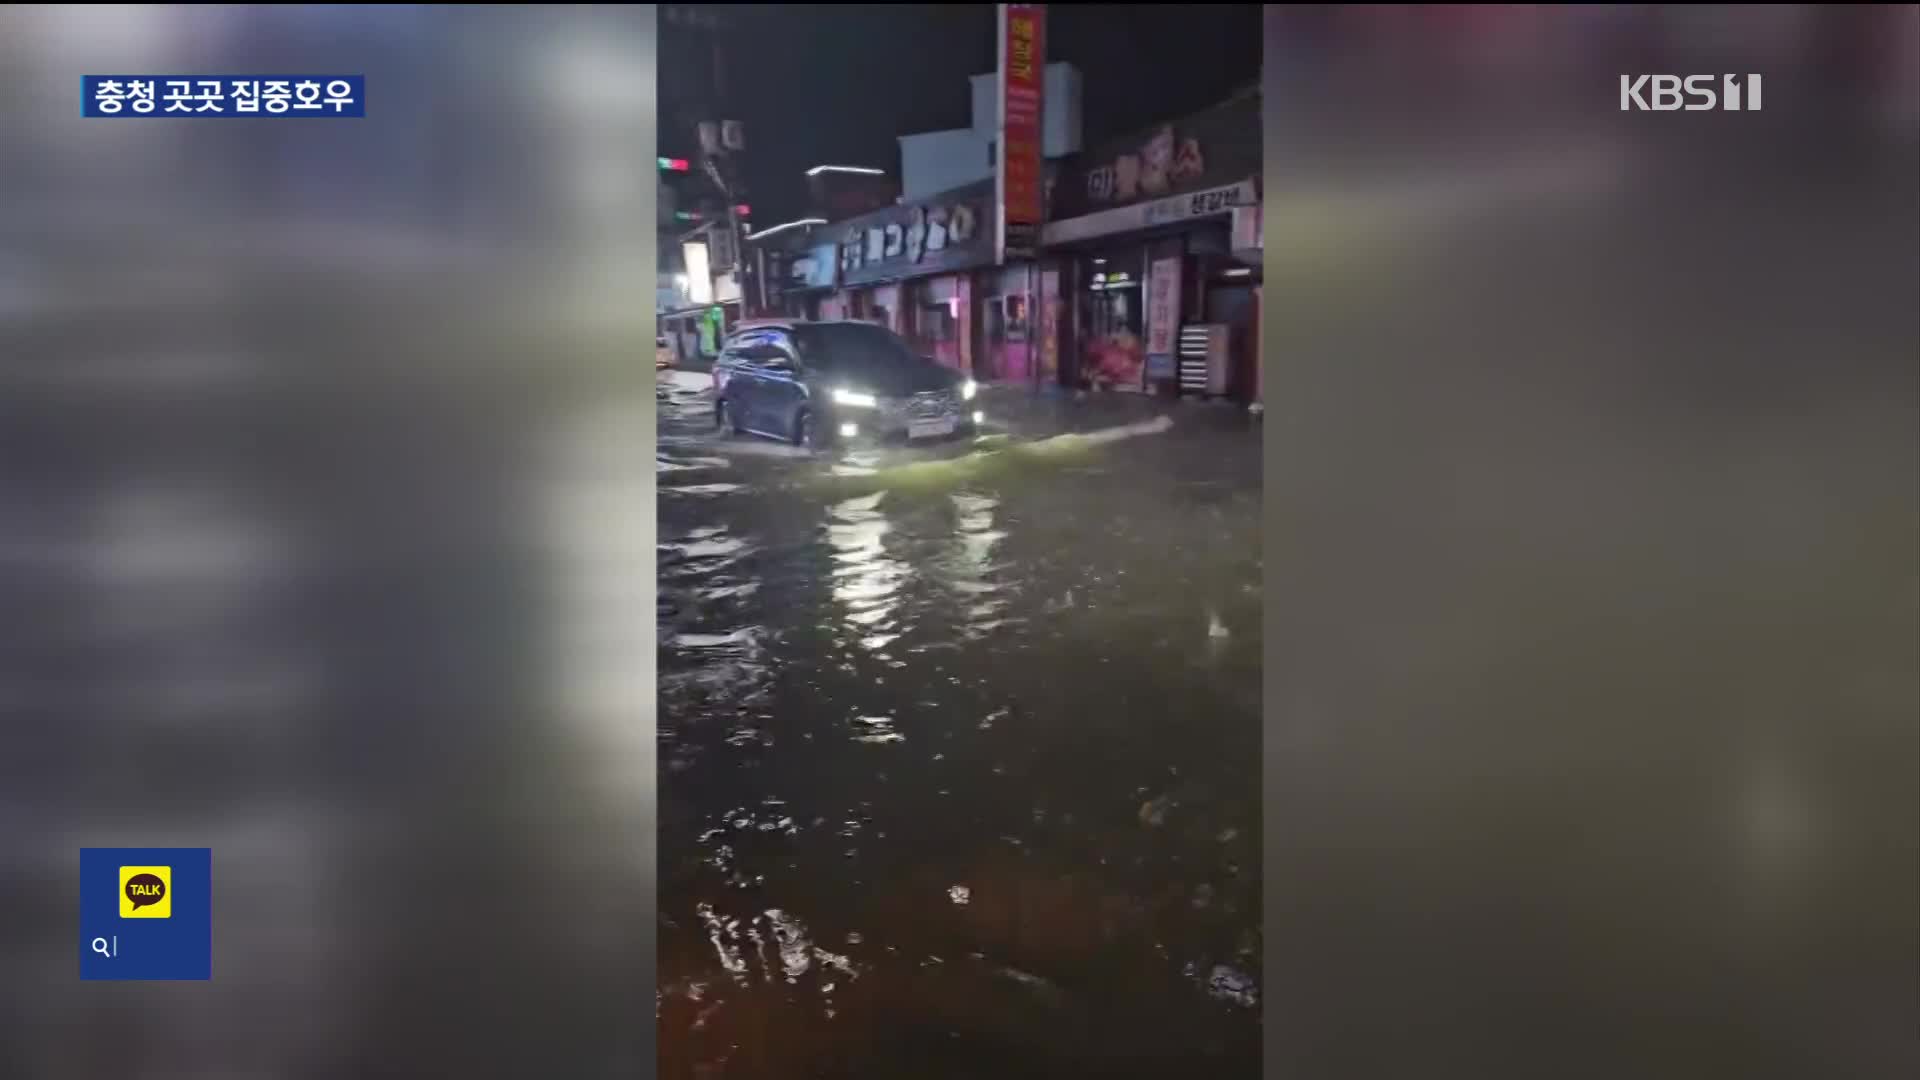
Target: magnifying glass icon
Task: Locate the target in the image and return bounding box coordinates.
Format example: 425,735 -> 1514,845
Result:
91,936 -> 113,958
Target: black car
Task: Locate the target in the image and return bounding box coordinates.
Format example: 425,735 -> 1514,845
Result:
712,320 -> 980,449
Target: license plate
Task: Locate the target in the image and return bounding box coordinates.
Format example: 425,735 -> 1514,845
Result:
908,417 -> 956,439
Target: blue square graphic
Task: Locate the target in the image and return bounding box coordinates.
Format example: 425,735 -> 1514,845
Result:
79,847 -> 212,980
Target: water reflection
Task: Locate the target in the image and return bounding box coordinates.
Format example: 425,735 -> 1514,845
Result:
945,490 -> 1013,638
826,492 -> 905,649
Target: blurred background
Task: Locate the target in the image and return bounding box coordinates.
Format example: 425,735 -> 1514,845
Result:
1,7 -> 655,1078
1264,6 -> 1917,1078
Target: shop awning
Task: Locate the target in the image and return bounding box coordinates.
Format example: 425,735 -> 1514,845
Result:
1042,177 -> 1258,248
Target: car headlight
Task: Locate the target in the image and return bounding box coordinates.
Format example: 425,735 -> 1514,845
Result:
960,379 -> 978,401
832,388 -> 879,409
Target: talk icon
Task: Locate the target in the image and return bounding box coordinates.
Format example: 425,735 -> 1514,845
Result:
119,866 -> 172,918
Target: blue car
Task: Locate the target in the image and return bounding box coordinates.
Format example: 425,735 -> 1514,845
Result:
713,320 -> 980,450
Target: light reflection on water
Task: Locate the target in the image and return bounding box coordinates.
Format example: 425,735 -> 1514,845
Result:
827,491 -> 901,633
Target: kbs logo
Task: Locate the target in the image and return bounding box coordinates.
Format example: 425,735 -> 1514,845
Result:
1620,75 -> 1763,112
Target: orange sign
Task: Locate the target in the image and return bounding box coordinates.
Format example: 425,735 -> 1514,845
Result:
997,4 -> 1045,261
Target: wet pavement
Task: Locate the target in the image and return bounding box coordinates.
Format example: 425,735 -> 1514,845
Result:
656,373 -> 1263,1077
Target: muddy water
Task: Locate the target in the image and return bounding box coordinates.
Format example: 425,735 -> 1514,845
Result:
657,378 -> 1262,1077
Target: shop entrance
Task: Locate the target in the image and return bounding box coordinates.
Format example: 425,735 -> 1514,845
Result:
981,292 -> 1031,383
1080,256 -> 1146,391
908,278 -> 964,371
1205,271 -> 1260,400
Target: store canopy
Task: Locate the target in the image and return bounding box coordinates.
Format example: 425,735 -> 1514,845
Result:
1042,177 -> 1258,248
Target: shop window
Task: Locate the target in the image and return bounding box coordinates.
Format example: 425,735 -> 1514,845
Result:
1089,275 -> 1141,338
919,301 -> 956,343
1082,263 -> 1146,390
1004,295 -> 1029,343
985,296 -> 1029,346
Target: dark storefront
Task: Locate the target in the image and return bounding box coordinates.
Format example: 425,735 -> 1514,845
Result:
1041,88 -> 1262,398
823,178 -> 1011,381
760,238 -> 839,322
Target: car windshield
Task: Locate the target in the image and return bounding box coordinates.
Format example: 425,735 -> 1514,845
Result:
791,323 -> 919,382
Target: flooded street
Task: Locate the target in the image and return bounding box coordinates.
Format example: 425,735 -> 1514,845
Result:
657,374 -> 1263,1076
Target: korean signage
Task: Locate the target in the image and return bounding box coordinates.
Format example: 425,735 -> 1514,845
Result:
837,179 -> 996,288
1088,126 -> 1203,205
1146,257 -> 1182,378
1053,91 -> 1260,221
996,4 -> 1046,263
1043,178 -> 1257,247
82,76 -> 365,117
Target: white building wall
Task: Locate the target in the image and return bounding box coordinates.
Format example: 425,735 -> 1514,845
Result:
970,73 -> 997,140
967,62 -> 1081,156
1042,62 -> 1084,159
898,129 -> 991,203
901,62 -> 1083,201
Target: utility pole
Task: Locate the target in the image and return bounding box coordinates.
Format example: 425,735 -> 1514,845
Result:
662,6 -> 751,314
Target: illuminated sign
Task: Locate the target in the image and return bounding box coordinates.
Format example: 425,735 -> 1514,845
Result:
681,241 -> 712,305
996,4 -> 1046,262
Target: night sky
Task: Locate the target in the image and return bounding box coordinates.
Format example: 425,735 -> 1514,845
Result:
723,4 -> 1261,226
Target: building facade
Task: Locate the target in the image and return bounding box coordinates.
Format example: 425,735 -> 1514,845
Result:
756,87 -> 1262,401
1039,87 -> 1263,399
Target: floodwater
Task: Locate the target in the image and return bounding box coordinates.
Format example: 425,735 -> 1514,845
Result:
656,374 -> 1263,1077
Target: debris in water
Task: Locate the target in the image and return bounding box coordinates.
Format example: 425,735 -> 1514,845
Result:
852,716 -> 905,744
1139,793 -> 1176,827
947,884 -> 971,906
1206,964 -> 1259,1008
1207,611 -> 1230,639
998,966 -> 1068,1004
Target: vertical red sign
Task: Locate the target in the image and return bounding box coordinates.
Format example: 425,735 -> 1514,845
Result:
997,3 -> 1046,262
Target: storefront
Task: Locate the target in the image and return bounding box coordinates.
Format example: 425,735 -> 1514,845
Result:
826,178 -> 1029,383
659,300 -> 742,365
977,263 -> 1037,383
761,238 -> 839,321
1040,89 -> 1261,398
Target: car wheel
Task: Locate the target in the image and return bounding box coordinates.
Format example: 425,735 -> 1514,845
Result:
793,407 -> 823,450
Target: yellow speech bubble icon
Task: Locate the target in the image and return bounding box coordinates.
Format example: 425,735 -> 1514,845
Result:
119,865 -> 172,918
